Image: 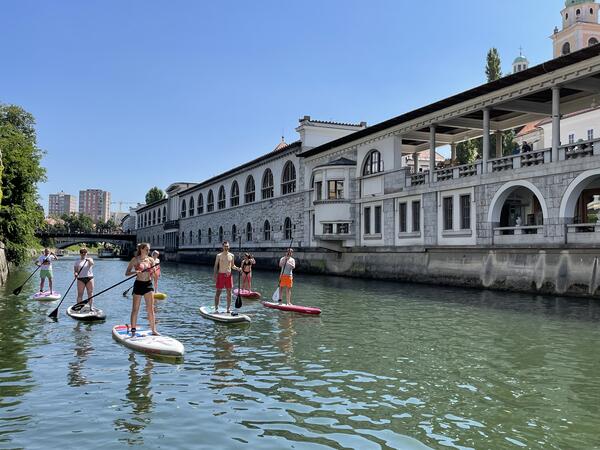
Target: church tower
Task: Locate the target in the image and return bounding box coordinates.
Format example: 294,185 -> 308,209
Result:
552,0 -> 600,57
512,49 -> 529,73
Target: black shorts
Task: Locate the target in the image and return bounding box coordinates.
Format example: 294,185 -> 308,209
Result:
77,277 -> 93,285
133,280 -> 154,296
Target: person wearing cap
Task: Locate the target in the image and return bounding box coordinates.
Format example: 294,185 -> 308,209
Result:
240,253 -> 256,291
278,248 -> 296,305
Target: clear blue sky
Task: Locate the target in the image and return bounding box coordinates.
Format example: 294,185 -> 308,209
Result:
0,0 -> 566,213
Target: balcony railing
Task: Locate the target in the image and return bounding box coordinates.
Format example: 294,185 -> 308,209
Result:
163,220 -> 179,230
431,162 -> 480,183
489,148 -> 551,173
493,225 -> 543,236
410,172 -> 428,186
559,139 -> 599,160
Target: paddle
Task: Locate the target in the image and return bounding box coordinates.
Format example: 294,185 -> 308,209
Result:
272,237 -> 293,302
48,258 -> 89,319
13,254 -> 51,295
122,285 -> 133,297
80,263 -> 160,306
235,235 -> 242,309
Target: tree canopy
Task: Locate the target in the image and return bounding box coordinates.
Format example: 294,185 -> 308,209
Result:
145,187 -> 165,204
485,48 -> 502,82
0,104 -> 46,264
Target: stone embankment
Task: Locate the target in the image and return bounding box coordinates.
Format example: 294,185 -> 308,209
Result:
0,242 -> 8,287
173,247 -> 600,298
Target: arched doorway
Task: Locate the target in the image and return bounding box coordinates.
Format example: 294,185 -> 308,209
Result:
488,181 -> 548,236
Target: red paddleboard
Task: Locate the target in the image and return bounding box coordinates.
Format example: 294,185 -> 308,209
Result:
262,301 -> 321,315
234,288 -> 261,299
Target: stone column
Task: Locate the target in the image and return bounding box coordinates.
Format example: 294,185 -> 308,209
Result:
552,86 -> 561,162
413,151 -> 419,173
394,135 -> 404,169
429,125 -> 436,179
482,108 -> 490,173
450,142 -> 457,164
495,131 -> 503,158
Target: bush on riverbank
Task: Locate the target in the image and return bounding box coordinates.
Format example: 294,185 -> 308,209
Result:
0,104 -> 46,265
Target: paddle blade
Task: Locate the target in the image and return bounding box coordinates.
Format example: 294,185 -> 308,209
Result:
235,295 -> 242,309
12,285 -> 23,296
272,288 -> 280,302
122,287 -> 130,297
48,307 -> 59,319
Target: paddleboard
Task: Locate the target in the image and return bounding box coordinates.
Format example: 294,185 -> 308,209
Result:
67,304 -> 106,321
154,292 -> 168,300
31,291 -> 61,301
233,288 -> 261,299
199,306 -> 251,323
262,301 -> 321,315
112,325 -> 184,357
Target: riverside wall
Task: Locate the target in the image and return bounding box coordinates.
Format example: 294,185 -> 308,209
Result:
167,246 -> 600,298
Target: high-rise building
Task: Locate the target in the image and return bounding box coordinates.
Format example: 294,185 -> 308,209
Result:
79,189 -> 111,222
48,191 -> 77,217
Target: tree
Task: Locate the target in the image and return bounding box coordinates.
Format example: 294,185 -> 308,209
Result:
455,139 -> 479,165
0,104 -> 46,265
485,48 -> 502,82
145,187 -> 165,204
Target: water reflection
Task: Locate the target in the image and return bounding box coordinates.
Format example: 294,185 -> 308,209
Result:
277,313 -> 296,355
67,323 -> 93,387
114,353 -> 154,444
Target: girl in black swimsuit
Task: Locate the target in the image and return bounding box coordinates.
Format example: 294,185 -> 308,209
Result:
125,243 -> 159,336
241,253 -> 256,291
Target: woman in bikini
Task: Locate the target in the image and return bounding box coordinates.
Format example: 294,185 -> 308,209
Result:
125,243 -> 159,335
74,247 -> 94,309
240,253 -> 255,291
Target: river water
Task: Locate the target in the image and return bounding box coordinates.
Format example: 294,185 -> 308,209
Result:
0,256 -> 599,449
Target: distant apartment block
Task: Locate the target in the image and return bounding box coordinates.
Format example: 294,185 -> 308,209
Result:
48,191 -> 77,217
79,189 -> 111,222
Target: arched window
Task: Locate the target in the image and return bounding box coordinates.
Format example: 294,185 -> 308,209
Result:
189,230 -> 193,243
152,210 -> 156,225
245,175 -> 256,203
246,222 -> 252,242
230,181 -> 240,207
198,229 -> 202,244
262,169 -> 274,199
284,217 -> 292,240
208,227 -> 212,244
576,8 -> 581,15
363,150 -> 383,175
207,190 -> 214,212
281,161 -> 296,195
162,206 -> 166,223
562,42 -> 571,55
144,213 -> 148,227
263,220 -> 271,241
181,231 -> 185,245
197,194 -> 204,214
589,37 -> 599,46
189,196 -> 195,216
232,224 -> 237,242
218,186 -> 226,210
218,226 -> 224,243
181,199 -> 187,218
157,208 -> 161,223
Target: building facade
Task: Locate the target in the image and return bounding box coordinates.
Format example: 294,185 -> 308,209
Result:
48,191 -> 77,217
79,189 -> 111,222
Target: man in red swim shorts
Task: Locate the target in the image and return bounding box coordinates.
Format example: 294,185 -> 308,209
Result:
213,241 -> 241,314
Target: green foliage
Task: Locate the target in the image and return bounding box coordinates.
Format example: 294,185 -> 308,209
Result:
96,218 -> 119,233
145,186 -> 165,204
485,48 -> 502,82
60,213 -> 94,233
456,139 -> 480,165
0,104 -> 46,264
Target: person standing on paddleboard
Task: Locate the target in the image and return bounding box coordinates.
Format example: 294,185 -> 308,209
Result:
241,253 -> 256,291
36,248 -> 57,293
278,248 -> 296,305
74,248 -> 94,309
125,243 -> 159,336
150,250 -> 161,292
213,241 -> 241,314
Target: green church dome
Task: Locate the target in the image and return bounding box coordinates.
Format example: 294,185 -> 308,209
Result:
565,0 -> 595,6
513,56 -> 528,64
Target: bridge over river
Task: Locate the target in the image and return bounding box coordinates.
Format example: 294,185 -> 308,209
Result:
35,231 -> 136,251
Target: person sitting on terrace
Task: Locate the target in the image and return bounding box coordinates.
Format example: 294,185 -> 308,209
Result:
521,141 -> 532,153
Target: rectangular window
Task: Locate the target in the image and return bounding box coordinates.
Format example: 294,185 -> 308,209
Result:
399,202 -> 407,233
443,197 -> 453,231
569,134 -> 575,144
588,129 -> 594,141
460,194 -> 471,230
327,180 -> 344,199
374,206 -> 382,234
336,223 -> 349,234
364,207 -> 371,235
323,223 -> 333,234
412,201 -> 421,232
311,214 -> 315,238
315,181 -> 322,201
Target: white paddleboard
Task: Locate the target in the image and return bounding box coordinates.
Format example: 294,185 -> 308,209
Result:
67,304 -> 106,321
199,306 -> 251,323
31,291 -> 61,301
112,325 -> 184,357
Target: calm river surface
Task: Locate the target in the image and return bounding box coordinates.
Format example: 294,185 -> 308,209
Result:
1,256 -> 599,449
